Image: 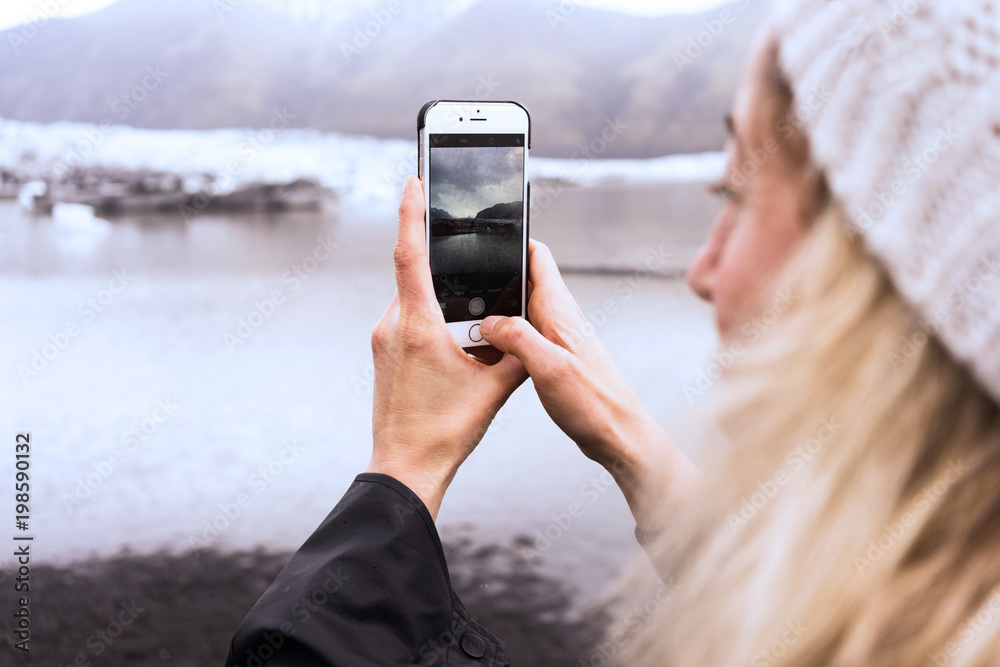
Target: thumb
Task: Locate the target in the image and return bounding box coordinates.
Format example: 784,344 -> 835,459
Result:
486,350 -> 529,394
481,316 -> 566,376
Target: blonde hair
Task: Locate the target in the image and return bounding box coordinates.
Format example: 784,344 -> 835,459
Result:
602,45 -> 1000,667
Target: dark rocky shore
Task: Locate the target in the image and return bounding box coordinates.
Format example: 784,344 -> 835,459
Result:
0,538 -> 610,666
11,166 -> 330,216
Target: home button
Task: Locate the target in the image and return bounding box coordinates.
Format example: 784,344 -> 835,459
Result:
469,323 -> 483,343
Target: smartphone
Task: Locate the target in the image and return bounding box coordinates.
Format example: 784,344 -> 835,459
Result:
418,100 -> 530,348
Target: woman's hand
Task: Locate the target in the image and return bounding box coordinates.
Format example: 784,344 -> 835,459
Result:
480,241 -> 700,528
367,176 -> 528,520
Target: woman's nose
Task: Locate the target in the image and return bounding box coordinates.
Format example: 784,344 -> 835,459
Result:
687,242 -> 715,303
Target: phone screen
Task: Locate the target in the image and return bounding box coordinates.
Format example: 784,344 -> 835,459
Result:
428,133 -> 525,323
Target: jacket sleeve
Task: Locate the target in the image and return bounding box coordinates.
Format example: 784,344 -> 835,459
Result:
225,472 -> 508,667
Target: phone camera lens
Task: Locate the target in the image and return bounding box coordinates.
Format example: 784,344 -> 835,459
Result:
459,117 -> 463,122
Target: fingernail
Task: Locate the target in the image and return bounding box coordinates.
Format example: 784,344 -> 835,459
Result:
480,316 -> 498,336
403,175 -> 414,192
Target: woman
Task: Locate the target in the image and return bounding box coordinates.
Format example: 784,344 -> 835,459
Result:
226,0 -> 1000,664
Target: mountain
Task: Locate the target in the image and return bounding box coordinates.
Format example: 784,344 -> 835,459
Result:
430,207 -> 453,220
0,0 -> 767,158
476,201 -> 523,219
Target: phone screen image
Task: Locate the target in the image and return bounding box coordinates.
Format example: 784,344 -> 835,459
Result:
428,133 -> 525,323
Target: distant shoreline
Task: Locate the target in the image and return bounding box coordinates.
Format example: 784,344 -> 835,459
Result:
0,117 -> 723,213
430,217 -> 521,236
560,264 -> 688,280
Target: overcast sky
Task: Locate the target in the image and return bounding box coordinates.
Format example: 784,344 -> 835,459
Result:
0,0 -> 733,31
430,146 -> 523,219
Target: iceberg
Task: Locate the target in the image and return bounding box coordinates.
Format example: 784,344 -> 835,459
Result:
0,117 -> 725,214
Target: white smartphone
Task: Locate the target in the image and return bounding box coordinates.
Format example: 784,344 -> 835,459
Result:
418,100 -> 530,348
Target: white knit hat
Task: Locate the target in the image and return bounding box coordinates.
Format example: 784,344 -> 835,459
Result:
769,0 -> 1000,402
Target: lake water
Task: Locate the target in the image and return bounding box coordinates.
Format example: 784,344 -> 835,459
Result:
430,223 -> 521,275
0,181 -> 719,604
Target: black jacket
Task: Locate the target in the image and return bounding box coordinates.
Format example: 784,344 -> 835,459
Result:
225,473 -> 509,666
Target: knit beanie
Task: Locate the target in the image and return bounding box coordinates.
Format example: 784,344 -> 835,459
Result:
769,0 -> 1000,402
